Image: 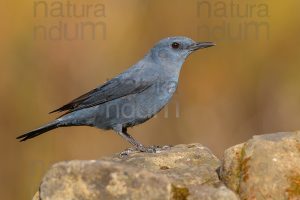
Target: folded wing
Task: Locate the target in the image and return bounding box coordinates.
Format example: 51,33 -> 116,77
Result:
50,71 -> 156,115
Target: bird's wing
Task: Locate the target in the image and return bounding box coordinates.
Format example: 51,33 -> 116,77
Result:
50,68 -> 157,115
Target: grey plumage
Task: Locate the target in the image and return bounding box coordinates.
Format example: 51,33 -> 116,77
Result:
17,36 -> 215,152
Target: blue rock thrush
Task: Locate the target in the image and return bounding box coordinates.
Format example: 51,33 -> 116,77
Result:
17,36 -> 215,152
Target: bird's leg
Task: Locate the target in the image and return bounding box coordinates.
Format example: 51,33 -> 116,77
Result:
117,127 -> 146,152
116,127 -> 156,153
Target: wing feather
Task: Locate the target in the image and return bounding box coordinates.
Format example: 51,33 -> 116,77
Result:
50,69 -> 157,115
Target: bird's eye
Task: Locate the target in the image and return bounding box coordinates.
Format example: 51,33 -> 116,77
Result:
171,42 -> 180,49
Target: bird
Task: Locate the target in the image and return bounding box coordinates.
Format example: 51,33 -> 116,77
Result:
17,36 -> 215,152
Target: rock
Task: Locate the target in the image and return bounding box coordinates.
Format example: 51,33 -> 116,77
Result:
32,191 -> 39,200
32,132 -> 300,200
34,144 -> 238,200
220,131 -> 300,200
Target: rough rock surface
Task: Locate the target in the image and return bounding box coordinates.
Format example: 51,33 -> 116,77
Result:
34,132 -> 300,200
220,131 -> 300,200
34,144 -> 238,200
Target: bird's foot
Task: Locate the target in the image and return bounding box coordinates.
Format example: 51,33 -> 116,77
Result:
119,147 -> 136,157
118,145 -> 172,158
137,144 -> 172,153
136,144 -> 157,153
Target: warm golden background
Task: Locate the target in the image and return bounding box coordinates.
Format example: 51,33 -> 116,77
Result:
1,0 -> 300,199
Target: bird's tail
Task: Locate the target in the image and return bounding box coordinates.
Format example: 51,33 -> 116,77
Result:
16,121 -> 60,142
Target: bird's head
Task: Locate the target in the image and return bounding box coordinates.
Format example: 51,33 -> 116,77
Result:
149,36 -> 215,66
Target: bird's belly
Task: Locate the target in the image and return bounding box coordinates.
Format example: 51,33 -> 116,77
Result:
94,83 -> 177,129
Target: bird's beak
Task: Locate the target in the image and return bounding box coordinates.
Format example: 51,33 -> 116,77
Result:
188,42 -> 216,51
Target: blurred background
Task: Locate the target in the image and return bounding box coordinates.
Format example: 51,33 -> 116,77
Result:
1,0 -> 300,199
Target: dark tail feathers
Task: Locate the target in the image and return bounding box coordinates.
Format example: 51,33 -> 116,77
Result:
16,121 -> 59,142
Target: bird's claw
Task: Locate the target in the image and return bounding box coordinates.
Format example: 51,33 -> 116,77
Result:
119,147 -> 135,158
137,144 -> 172,153
135,144 -> 157,153
119,145 -> 172,158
